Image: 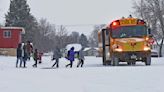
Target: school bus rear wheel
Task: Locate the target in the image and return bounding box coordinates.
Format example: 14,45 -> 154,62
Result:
111,56 -> 119,66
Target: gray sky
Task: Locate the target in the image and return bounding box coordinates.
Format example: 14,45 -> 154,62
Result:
0,0 -> 134,35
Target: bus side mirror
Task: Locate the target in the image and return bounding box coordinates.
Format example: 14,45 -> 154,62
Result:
148,28 -> 153,37
149,34 -> 153,37
148,28 -> 151,34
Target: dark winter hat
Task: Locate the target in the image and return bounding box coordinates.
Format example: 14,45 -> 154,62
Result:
71,47 -> 74,50
35,49 -> 38,52
27,40 -> 30,43
18,43 -> 22,48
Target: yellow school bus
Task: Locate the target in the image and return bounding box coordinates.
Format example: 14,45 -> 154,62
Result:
98,16 -> 153,66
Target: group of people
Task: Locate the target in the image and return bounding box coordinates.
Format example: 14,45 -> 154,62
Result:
16,41 -> 42,68
16,42 -> 85,68
51,46 -> 85,68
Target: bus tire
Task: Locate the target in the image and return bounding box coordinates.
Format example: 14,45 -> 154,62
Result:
112,57 -> 119,66
127,62 -> 131,65
102,53 -> 106,65
132,62 -> 136,65
144,55 -> 151,66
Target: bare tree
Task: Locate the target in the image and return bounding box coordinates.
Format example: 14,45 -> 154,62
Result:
39,18 -> 54,37
89,24 -> 105,47
54,25 -> 69,49
34,18 -> 55,52
133,0 -> 164,57
35,22 -> 76,52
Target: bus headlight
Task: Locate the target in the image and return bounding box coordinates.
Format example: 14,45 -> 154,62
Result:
114,48 -> 123,52
144,46 -> 150,51
107,52 -> 110,56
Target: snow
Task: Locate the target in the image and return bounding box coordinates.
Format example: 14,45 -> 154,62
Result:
83,47 -> 91,51
66,43 -> 82,51
0,56 -> 164,92
83,47 -> 99,51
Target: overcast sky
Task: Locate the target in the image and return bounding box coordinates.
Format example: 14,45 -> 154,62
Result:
0,0 -> 134,35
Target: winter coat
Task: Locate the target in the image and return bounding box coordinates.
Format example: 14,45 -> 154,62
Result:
52,48 -> 62,60
22,45 -> 28,61
38,52 -> 43,60
78,49 -> 85,60
17,45 -> 22,58
26,43 -> 33,53
33,50 -> 38,61
68,49 -> 75,62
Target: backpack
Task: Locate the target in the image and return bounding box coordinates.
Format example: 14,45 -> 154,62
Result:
67,50 -> 70,57
65,50 -> 70,60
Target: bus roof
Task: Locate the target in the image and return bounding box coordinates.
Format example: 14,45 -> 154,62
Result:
107,18 -> 146,29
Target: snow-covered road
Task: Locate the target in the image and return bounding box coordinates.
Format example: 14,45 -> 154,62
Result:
0,56 -> 164,92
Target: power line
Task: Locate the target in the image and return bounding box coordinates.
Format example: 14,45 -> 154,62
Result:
51,24 -> 106,27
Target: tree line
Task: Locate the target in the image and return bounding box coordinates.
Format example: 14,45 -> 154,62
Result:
2,0 -> 101,53
1,0 -> 163,56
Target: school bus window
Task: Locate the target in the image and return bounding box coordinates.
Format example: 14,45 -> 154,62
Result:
111,26 -> 147,38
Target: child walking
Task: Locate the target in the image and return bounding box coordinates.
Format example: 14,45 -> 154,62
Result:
51,47 -> 62,68
16,43 -> 23,68
66,47 -> 75,68
77,48 -> 85,67
33,49 -> 38,67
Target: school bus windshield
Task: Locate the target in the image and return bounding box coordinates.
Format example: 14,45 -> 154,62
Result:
111,25 -> 147,38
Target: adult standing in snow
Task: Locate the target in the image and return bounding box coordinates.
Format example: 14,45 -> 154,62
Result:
22,43 -> 28,68
66,47 -> 75,68
32,49 -> 38,68
51,46 -> 62,68
26,41 -> 33,61
77,48 -> 85,67
16,43 -> 23,68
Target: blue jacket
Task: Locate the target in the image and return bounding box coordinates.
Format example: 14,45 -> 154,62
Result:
68,49 -> 75,62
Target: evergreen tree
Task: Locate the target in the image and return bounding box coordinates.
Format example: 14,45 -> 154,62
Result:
89,24 -> 105,47
5,0 -> 38,42
70,31 -> 80,43
79,34 -> 88,48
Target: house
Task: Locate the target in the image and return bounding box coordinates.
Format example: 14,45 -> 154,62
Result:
0,27 -> 25,56
84,47 -> 99,56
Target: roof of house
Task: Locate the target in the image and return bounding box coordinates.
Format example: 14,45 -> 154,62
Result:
83,47 -> 99,51
83,48 -> 90,51
0,27 -> 25,34
66,43 -> 82,51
